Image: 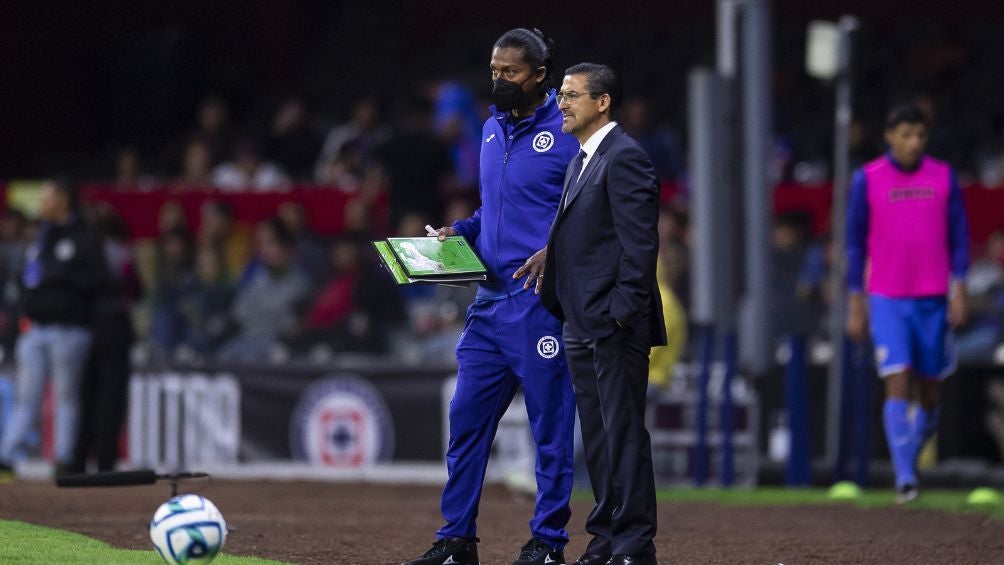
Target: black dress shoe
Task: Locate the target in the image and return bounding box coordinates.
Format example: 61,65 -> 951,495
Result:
573,553 -> 611,565
606,554 -> 657,565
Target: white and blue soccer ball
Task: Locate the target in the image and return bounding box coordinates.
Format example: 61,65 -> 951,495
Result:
149,494 -> 227,565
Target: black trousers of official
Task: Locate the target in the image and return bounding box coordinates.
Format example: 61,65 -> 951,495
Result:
563,317 -> 657,558
72,309 -> 134,472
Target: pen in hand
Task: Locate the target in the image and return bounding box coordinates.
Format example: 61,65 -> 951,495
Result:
425,225 -> 438,237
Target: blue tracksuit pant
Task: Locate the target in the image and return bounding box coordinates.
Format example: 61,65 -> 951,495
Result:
437,288 -> 575,548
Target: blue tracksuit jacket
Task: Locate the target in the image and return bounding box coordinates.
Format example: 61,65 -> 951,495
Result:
453,89 -> 579,299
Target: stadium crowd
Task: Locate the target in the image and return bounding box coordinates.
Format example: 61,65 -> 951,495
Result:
0,88 -> 689,371
1,84 -> 1003,375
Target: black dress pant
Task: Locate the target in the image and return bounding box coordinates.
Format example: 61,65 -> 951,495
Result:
72,310 -> 133,472
563,317 -> 657,557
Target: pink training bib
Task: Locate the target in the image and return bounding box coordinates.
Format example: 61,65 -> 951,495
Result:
863,155 -> 952,297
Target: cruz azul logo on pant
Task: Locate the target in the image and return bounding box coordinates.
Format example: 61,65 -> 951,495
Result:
290,375 -> 394,467
536,335 -> 560,359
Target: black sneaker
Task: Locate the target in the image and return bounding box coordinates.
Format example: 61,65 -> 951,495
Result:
513,537 -> 565,565
402,537 -> 480,565
895,483 -> 919,504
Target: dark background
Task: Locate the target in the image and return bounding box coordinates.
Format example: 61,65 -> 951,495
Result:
5,0 -> 1004,179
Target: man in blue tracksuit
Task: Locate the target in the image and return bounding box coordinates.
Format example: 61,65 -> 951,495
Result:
402,28 -> 579,565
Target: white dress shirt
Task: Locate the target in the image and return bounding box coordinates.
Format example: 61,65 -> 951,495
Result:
577,121 -> 619,182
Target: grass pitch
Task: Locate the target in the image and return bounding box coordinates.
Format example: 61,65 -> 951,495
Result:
0,520 -> 292,565
649,486 -> 1004,519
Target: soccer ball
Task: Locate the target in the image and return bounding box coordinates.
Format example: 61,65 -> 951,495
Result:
149,494 -> 227,565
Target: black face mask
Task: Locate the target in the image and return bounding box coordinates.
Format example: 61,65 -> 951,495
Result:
491,77 -> 531,112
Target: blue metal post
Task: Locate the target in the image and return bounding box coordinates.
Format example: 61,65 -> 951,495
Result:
695,326 -> 715,486
833,336 -> 855,482
721,332 -> 737,486
784,334 -> 811,486
850,339 -> 871,487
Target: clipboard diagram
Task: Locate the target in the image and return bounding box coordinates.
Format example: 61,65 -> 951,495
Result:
372,236 -> 487,285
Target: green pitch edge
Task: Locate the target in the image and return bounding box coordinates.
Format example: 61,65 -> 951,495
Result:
0,520 -> 292,565
591,487 -> 1004,520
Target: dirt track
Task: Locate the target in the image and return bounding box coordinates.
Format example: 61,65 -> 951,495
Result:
2,480 -> 1004,564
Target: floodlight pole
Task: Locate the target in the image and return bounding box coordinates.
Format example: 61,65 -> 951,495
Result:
737,0 -> 773,377
825,15 -> 860,471
717,0 -> 739,79
694,0 -> 761,487
689,66 -> 726,485
717,0 -> 746,488
691,0 -> 742,487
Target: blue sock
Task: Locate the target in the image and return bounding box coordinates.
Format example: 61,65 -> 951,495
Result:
911,405 -> 941,463
916,405 -> 941,443
883,399 -> 916,488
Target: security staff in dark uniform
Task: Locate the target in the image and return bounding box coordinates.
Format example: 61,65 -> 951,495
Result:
0,179 -> 106,478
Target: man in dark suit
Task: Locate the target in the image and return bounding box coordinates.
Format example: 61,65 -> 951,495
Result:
540,63 -> 666,565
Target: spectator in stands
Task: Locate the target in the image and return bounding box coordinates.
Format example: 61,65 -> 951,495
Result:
158,95 -> 235,177
188,95 -> 235,168
215,217 -> 312,364
392,211 -> 437,306
277,201 -> 330,285
211,138 -> 290,192
967,229 -> 1004,294
408,281 -> 476,365
158,201 -> 189,234
434,81 -> 483,195
374,95 -> 455,228
771,211 -> 824,343
176,244 -> 235,359
649,206 -> 689,390
147,228 -> 197,358
975,111 -> 1004,187
914,92 -> 974,180
297,234 -> 405,356
134,200 -> 191,294
174,139 -> 214,188
0,209 -> 28,354
342,196 -> 373,238
849,115 -> 880,172
802,234 -> 831,338
0,179 -> 106,478
397,210 -> 434,238
319,140 -> 364,190
349,160 -> 392,238
112,146 -> 154,191
70,205 -> 139,473
314,97 -> 391,184
405,199 -> 478,364
266,95 -> 322,181
658,206 -> 691,319
196,200 -> 252,282
957,229 -> 1004,364
621,96 -> 685,182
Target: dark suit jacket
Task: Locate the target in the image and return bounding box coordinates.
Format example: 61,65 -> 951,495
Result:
541,124 -> 667,345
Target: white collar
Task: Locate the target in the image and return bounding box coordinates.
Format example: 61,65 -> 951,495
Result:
580,121 -> 618,159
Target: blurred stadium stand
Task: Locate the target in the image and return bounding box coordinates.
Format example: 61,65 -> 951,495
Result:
2,0 -> 1004,485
